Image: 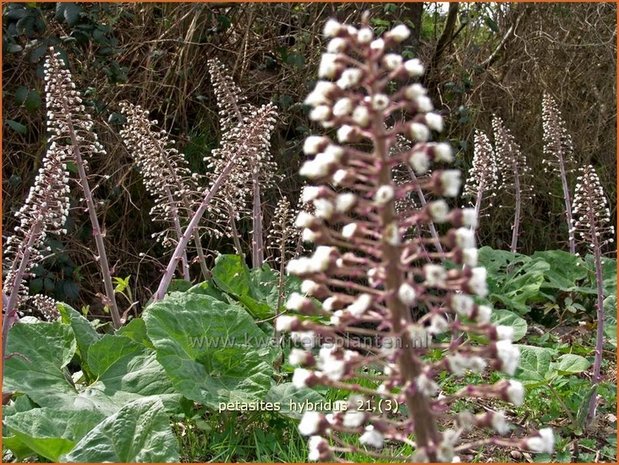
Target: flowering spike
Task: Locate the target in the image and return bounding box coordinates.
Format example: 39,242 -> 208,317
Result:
204,102 -> 278,260
492,115 -> 533,253
207,58 -> 251,133
464,130 -> 498,220
542,93 -> 576,253
281,17 -> 552,462
572,164 -> 614,424
41,49 -> 121,328
119,102 -> 209,279
267,196 -> 300,267
206,59 -> 279,266
2,138 -> 70,331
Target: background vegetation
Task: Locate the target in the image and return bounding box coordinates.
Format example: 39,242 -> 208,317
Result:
2,3 -> 617,463
3,2 -> 616,314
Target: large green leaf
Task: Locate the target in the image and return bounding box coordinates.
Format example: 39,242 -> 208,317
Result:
211,254 -> 274,318
58,303 -> 100,377
604,321 -> 617,348
552,354 -> 591,374
478,246 -> 530,276
144,292 -> 276,409
250,264 -> 301,313
3,321 -> 78,406
116,318 -> 153,349
62,398 -> 179,462
87,335 -> 177,402
3,408 -> 105,461
264,383 -> 324,419
491,309 -> 528,342
186,279 -> 227,301
4,319 -> 177,417
515,344 -> 557,385
531,250 -> 588,291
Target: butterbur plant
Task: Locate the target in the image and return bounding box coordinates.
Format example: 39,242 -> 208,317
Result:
492,115 -> 533,253
542,93 -> 576,253
267,195 -> 300,267
2,129 -> 70,363
278,17 -> 553,462
572,165 -> 615,424
207,58 -> 278,267
119,102 -> 210,280
42,50 -> 121,328
464,130 -> 498,221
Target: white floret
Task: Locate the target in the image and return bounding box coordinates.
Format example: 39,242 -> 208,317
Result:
293,367 -> 313,388
440,170 -> 462,197
404,58 -> 424,77
388,24 -> 410,42
299,411 -> 323,436
496,340 -> 520,375
359,425 -> 384,449
409,150 -> 430,174
410,122 -> 430,142
323,19 -> 341,37
335,193 -> 357,212
347,293 -> 372,316
398,283 -> 417,305
374,185 -> 394,205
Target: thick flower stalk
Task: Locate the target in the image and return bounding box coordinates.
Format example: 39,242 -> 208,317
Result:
464,130 -> 498,221
43,49 -> 121,328
278,17 -> 553,462
542,94 -> 576,253
119,102 -> 209,280
2,141 -> 70,362
492,116 -> 533,253
207,59 -> 279,267
572,165 -> 615,424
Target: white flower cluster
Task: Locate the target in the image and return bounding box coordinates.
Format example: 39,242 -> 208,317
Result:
119,102 -> 202,249
285,17 -> 552,462
205,59 -> 279,240
541,93 -> 574,174
463,130 -> 498,205
572,165 -> 615,249
492,115 -> 534,201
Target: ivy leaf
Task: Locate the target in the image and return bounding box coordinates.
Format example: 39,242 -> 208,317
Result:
56,2 -> 82,27
24,89 -> 41,111
14,86 -> 29,105
484,16 -> 500,33
6,120 -> 27,135
62,398 -> 179,462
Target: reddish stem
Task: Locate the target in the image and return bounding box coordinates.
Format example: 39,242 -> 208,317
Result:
153,154 -> 238,301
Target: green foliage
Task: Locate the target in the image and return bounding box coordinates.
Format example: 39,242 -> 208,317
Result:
63,398 -> 179,462
144,292 -> 278,408
2,250 -> 616,462
3,408 -> 105,462
211,254 -> 300,319
478,246 -> 617,322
